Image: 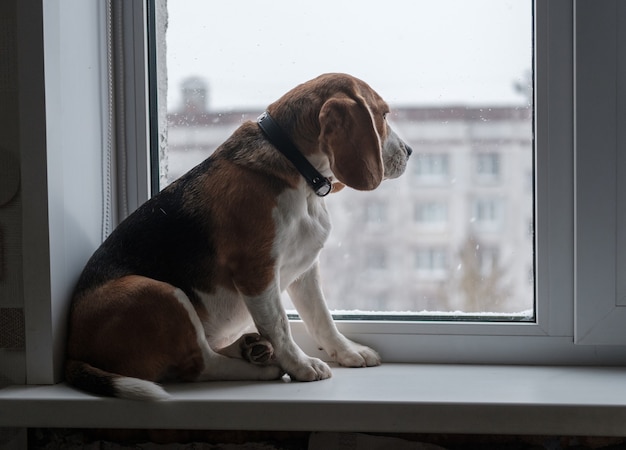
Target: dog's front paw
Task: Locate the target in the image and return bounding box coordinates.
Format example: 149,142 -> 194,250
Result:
239,333 -> 275,365
330,341 -> 381,368
286,356 -> 332,381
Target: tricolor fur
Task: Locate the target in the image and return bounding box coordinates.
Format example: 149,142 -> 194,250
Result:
65,73 -> 412,400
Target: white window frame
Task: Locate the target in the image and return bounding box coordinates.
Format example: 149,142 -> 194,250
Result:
573,0 -> 626,345
17,0 -> 626,389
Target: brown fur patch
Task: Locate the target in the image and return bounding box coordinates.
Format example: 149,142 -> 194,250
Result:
180,153 -> 293,297
67,275 -> 205,382
209,163 -> 279,296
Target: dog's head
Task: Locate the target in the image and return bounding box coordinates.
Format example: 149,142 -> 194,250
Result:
267,73 -> 412,192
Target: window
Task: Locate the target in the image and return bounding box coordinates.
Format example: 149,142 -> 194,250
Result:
162,0 -> 533,319
475,152 -> 501,182
413,153 -> 450,184
476,246 -> 500,276
471,198 -> 503,231
366,249 -> 388,271
415,247 -> 448,280
414,201 -> 448,228
16,2 -> 626,390
364,202 -> 387,224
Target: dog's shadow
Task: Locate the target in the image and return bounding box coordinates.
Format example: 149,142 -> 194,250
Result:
161,369 -> 341,400
162,374 -> 289,397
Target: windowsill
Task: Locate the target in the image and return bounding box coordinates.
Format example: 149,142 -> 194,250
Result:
3,363 -> 626,435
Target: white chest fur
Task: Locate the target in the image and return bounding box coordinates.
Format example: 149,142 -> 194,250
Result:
272,186 -> 332,291
194,186 -> 332,348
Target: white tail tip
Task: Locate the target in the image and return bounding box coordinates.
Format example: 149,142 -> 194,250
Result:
113,376 -> 170,401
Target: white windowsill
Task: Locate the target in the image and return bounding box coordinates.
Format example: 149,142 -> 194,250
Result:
3,363 -> 626,436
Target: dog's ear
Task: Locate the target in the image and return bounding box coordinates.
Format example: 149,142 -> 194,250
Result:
319,95 -> 384,191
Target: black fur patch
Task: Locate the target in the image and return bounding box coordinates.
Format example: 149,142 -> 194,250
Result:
65,361 -> 117,397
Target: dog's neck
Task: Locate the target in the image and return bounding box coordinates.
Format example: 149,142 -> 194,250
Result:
257,111 -> 332,197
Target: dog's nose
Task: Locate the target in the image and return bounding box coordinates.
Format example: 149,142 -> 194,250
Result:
405,143 -> 413,157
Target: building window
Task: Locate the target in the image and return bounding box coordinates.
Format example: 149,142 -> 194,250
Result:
476,246 -> 500,276
366,249 -> 388,270
415,248 -> 448,278
414,201 -> 448,228
475,152 -> 500,182
471,198 -> 503,231
365,201 -> 387,224
413,153 -> 450,184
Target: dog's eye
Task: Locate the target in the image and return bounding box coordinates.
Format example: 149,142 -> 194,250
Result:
383,113 -> 389,120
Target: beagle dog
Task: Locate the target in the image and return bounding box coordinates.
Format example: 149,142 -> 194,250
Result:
65,73 -> 412,400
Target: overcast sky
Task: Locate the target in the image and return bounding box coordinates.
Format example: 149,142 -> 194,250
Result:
165,0 -> 532,111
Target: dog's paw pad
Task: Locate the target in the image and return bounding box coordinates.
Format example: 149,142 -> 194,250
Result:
240,333 -> 274,365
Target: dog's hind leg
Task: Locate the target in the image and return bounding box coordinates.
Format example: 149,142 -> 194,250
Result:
172,289 -> 283,381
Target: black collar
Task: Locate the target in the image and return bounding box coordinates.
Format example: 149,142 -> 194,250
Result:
257,111 -> 332,197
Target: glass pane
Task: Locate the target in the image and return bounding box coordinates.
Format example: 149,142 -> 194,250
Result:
160,0 -> 534,319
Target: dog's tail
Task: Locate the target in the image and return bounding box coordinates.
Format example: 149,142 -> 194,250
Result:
65,360 -> 170,401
